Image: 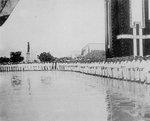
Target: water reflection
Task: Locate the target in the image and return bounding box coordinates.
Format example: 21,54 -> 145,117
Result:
40,76 -> 52,85
0,71 -> 108,121
1,71 -> 150,121
11,75 -> 22,90
100,78 -> 150,121
27,78 -> 31,95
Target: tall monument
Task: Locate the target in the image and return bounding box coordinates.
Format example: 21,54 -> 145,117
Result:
26,42 -> 30,63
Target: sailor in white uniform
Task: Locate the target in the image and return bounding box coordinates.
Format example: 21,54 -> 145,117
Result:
144,58 -> 150,84
134,58 -> 141,82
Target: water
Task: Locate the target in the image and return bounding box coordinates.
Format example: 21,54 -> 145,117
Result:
0,71 -> 150,121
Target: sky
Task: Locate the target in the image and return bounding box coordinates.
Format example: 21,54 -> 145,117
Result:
0,0 -> 105,58
0,0 -> 149,58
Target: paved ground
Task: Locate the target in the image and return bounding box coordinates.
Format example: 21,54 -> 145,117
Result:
0,71 -> 149,121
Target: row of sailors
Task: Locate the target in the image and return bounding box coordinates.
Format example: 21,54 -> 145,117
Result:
1,60 -> 150,83
0,63 -> 56,72
57,60 -> 150,83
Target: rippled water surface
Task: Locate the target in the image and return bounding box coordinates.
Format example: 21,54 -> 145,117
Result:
0,71 -> 150,121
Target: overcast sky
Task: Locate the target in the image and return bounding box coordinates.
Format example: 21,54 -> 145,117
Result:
0,0 -> 105,58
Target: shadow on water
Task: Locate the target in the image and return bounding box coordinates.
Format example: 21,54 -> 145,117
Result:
100,78 -> 150,121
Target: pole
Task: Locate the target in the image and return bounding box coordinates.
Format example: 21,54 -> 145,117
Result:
133,27 -> 137,57
139,28 -> 143,56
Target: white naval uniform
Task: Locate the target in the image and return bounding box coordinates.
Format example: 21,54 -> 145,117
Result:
140,60 -> 147,83
134,60 -> 140,82
126,61 -> 131,80
145,60 -> 150,84
130,60 -> 135,81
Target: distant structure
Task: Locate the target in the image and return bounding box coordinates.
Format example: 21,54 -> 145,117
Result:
105,0 -> 150,58
26,42 -> 30,63
81,43 -> 105,56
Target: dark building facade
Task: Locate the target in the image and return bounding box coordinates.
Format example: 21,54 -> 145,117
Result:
143,0 -> 150,56
105,0 -> 150,58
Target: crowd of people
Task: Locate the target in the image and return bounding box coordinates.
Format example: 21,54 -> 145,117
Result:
58,56 -> 150,84
1,55 -> 150,84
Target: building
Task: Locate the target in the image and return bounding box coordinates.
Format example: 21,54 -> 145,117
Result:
105,0 -> 150,58
81,43 -> 105,56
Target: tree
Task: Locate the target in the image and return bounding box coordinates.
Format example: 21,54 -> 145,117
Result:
0,57 -> 10,64
38,52 -> 55,63
10,51 -> 24,64
57,57 -> 73,63
84,50 -> 105,62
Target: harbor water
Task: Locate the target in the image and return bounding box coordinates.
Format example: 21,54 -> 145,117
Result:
0,71 -> 150,121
